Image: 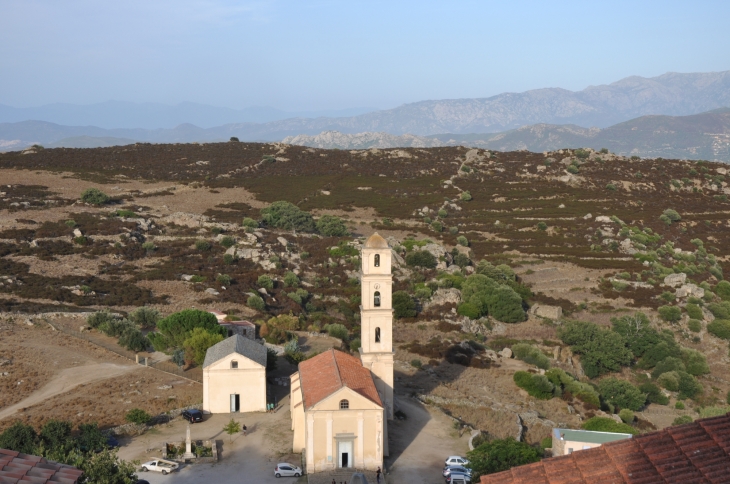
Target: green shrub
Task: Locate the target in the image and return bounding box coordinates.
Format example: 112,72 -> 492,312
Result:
651,356 -> 686,379
541,437 -> 552,449
316,215 -> 349,236
0,422 -> 39,454
707,319 -> 730,340
410,359 -> 422,369
242,217 -> 259,228
715,281 -> 730,300
217,274 -> 231,286
657,371 -> 680,391
606,183 -> 617,191
567,165 -> 579,174
405,250 -> 437,269
686,319 -> 702,333
460,191 -> 472,201
87,310 -> 114,329
675,401 -> 685,409
257,274 -> 274,290
673,415 -> 693,425
393,291 -> 416,319
260,201 -> 315,232
512,343 -> 550,370
80,188 -> 110,205
414,286 -> 432,300
437,209 -> 448,218
118,329 -> 150,352
487,286 -> 526,323
708,302 -> 730,319
662,209 -> 681,222
660,291 -> 675,302
223,254 -> 235,265
125,408 -> 151,425
457,302 -> 480,319
618,409 -> 634,424
558,321 -> 632,378
456,236 -> 469,246
677,371 -> 703,399
536,222 -> 547,231
195,240 -> 212,251
283,271 -> 300,288
685,303 -> 703,320
431,221 -> 443,232
639,382 -> 669,405
597,378 -> 646,411
247,295 -> 265,311
449,226 -> 459,235
658,305 -> 682,323
581,417 -> 637,435
681,348 -> 710,376
129,307 -> 161,329
466,437 -> 541,479
513,371 -> 554,400
324,323 -> 349,341
220,236 -> 235,248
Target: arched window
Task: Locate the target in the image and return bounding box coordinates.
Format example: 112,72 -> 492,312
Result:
231,360 -> 238,369
374,291 -> 381,307
374,254 -> 380,267
375,327 -> 381,343
339,399 -> 349,410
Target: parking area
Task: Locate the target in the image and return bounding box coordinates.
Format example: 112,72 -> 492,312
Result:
118,401 -> 302,484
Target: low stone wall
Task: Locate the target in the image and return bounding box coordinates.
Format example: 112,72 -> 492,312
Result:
107,404 -> 203,436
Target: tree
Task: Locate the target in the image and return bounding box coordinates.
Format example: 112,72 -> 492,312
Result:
77,423 -> 107,453
183,327 -> 225,366
124,408 -> 151,425
129,307 -> 161,329
118,328 -> 149,353
223,419 -> 240,442
486,286 -> 526,323
152,309 -> 225,350
658,305 -> 682,323
0,422 -> 38,454
466,437 -> 541,479
597,378 -> 646,411
77,448 -> 137,484
40,420 -> 73,450
681,348 -> 710,376
247,295 -> 265,311
405,250 -> 437,269
316,215 -> 349,236
80,188 -> 110,205
393,291 -> 416,319
611,312 -> 658,358
260,201 -> 315,232
558,321 -> 632,378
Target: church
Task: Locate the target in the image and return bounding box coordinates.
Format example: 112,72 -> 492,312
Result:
289,233 -> 394,472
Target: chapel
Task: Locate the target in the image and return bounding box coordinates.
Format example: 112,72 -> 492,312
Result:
289,233 -> 394,472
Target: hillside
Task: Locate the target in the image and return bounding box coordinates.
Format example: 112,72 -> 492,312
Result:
2,142 -> 730,441
285,109 -> 730,161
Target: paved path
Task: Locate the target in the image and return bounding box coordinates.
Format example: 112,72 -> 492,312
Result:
0,362 -> 136,421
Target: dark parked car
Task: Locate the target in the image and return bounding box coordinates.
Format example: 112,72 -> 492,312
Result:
182,409 -> 203,423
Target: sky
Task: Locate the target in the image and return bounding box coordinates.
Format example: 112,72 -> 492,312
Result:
1,0 -> 729,111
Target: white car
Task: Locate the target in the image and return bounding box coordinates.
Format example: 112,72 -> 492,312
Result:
274,463 -> 303,477
140,459 -> 179,475
445,456 -> 470,467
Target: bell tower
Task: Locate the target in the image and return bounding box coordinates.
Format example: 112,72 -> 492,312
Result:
359,233 -> 394,420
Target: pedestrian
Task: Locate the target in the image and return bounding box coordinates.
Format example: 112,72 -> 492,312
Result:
331,480 -> 336,484
376,466 -> 382,483
242,424 -> 247,436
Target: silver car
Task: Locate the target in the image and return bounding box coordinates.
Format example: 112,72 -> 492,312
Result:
446,472 -> 471,484
443,465 -> 472,478
274,463 -> 302,478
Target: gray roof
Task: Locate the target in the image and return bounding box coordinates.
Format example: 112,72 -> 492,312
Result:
203,334 -> 267,369
553,428 -> 633,444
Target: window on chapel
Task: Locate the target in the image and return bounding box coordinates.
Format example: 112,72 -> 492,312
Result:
374,291 -> 381,307
374,254 -> 380,267
339,399 -> 349,409
375,327 -> 381,343
231,360 -> 238,369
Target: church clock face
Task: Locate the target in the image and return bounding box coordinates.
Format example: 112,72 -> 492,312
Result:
374,283 -> 380,290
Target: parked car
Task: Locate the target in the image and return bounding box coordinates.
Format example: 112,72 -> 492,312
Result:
447,473 -> 471,484
445,456 -> 470,467
443,465 -> 472,478
140,459 -> 179,475
106,435 -> 120,449
182,409 -> 203,423
274,463 -> 303,477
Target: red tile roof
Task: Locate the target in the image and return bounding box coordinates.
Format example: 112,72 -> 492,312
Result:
0,448 -> 83,483
480,413 -> 730,484
298,348 -> 382,409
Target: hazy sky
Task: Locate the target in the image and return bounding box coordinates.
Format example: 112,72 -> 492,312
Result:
1,0 -> 729,111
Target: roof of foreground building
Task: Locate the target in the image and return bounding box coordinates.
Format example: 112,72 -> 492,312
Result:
0,448 -> 83,484
203,334 -> 267,369
481,413 -> 730,484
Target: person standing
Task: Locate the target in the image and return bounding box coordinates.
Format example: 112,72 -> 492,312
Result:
376,466 -> 382,483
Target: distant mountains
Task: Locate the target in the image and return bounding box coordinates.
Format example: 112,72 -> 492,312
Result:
286,108 -> 730,161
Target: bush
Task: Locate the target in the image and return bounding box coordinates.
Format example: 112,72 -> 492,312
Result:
316,215 -> 349,236
673,415 -> 693,425
681,348 -> 710,376
512,343 -> 550,370
715,281 -> 730,300
513,371 -> 554,400
558,321 -> 632,378
217,274 -> 231,286
618,409 -> 634,424
541,437 -> 552,449
708,302 -> 730,319
125,408 -> 151,425
662,209 -> 681,222
220,236 -> 235,248
677,371 -> 703,399
260,201 -> 315,232
223,254 -> 235,265
707,319 -> 730,340
581,417 -> 637,435
393,291 -> 417,319
466,437 -> 541,479
651,356 -> 686,379
431,221 -> 443,232
184,327 -> 225,366
87,310 -> 114,329
405,250 -> 437,269
675,401 -> 685,409
456,236 -> 469,246
118,328 -> 150,352
195,239 -> 212,251
606,183 -> 617,191
257,274 -> 274,290
536,222 -> 547,231
687,319 -> 702,333
685,303 -> 703,320
283,271 -> 300,287
242,217 -> 259,228
437,209 -> 448,218
639,382 -> 669,405
457,302 -> 480,319
487,286 -> 526,323
0,422 -> 38,454
460,191 -> 472,201
567,165 -> 579,174
410,359 -> 422,369
658,305 -> 682,323
449,226 -> 459,235
247,295 -> 265,311
324,323 -> 349,341
657,371 -> 680,391
80,188 -> 110,205
597,378 -> 646,411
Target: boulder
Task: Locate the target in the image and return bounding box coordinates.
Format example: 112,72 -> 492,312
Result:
277,237 -> 288,247
73,228 -> 83,238
500,348 -> 513,359
595,215 -> 613,223
205,288 -> 220,296
530,304 -> 562,320
429,288 -> 461,307
663,273 -> 687,287
675,284 -> 704,298
421,243 -> 446,259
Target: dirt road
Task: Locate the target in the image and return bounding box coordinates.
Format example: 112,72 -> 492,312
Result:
0,362 -> 136,421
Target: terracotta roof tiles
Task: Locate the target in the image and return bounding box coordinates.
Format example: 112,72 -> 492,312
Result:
480,413 -> 730,484
0,449 -> 82,483
298,348 -> 382,409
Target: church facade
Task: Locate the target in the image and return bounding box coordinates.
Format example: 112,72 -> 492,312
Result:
289,233 -> 394,472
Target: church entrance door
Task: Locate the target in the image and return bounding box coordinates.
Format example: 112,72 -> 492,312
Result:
338,440 -> 353,468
